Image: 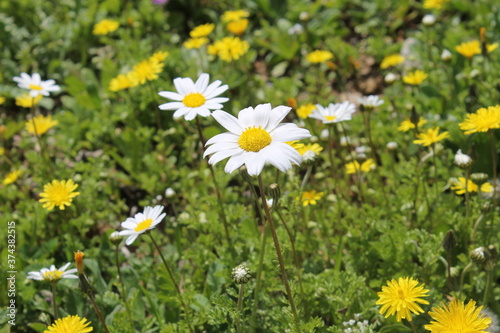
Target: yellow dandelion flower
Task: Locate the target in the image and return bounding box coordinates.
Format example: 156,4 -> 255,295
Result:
184,37 -> 209,49
423,0 -> 448,9
0,96 -> 5,105
398,117 -> 428,132
459,106 -> 500,134
39,179 -> 80,211
227,19 -> 248,35
296,103 -> 316,119
93,19 -> 119,35
108,73 -> 137,92
149,51 -> 169,63
131,58 -> 164,85
424,299 -> 491,333
306,50 -> 334,64
286,141 -> 305,150
451,177 -> 493,195
413,127 -> 449,146
300,190 -> 325,206
345,158 -> 376,174
16,93 -> 42,108
380,54 -> 404,69
403,70 -> 428,85
0,147 -> 5,155
222,10 -> 250,23
190,23 -> 215,38
25,114 -> 58,136
208,37 -> 249,62
456,40 -> 481,58
44,315 -> 93,333
376,277 -> 429,322
297,143 -> 323,162
3,170 -> 22,186
487,43 -> 498,53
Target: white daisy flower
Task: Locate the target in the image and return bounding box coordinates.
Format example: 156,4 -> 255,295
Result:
27,263 -> 78,283
13,72 -> 61,98
119,205 -> 166,245
204,103 -> 311,176
358,95 -> 384,109
309,101 -> 356,124
158,73 -> 229,121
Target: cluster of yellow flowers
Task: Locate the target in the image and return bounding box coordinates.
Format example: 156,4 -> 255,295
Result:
109,51 -> 169,92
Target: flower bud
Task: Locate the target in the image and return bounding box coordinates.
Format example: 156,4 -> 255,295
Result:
454,149 -> 472,168
268,183 -> 281,202
384,73 -> 399,84
471,173 -> 488,186
386,141 -> 398,150
232,264 -> 251,284
165,187 -> 176,198
422,14 -> 436,26
74,251 -> 85,275
441,49 -> 452,61
442,229 -> 457,251
109,231 -> 122,246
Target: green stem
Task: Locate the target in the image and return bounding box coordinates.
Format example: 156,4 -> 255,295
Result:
51,283 -> 58,320
30,101 -> 53,175
465,167 -> 471,221
250,226 -> 267,333
483,270 -> 492,306
236,284 -> 245,333
257,175 -> 299,327
409,319 -> 417,333
87,292 -> 111,333
300,165 -> 313,192
489,130 -> 497,222
148,233 -> 194,333
459,261 -> 473,298
147,81 -> 162,130
196,117 -> 232,246
339,122 -> 365,202
115,246 -> 133,325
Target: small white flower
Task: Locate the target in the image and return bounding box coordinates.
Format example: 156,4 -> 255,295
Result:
454,149 -> 472,167
422,14 -> 436,26
204,103 -> 311,176
13,73 -> 61,98
358,95 -> 384,109
386,141 -> 398,150
119,205 -> 166,245
340,136 -> 351,146
165,187 -> 176,198
27,263 -> 78,282
288,23 -> 304,35
232,264 -> 251,284
320,129 -> 330,140
441,49 -> 452,61
384,72 -> 399,83
158,73 -> 229,121
309,101 -> 356,124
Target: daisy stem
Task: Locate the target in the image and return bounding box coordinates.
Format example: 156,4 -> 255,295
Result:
51,283 -> 58,320
459,261 -> 473,298
489,130 -> 497,220
431,144 -> 439,198
362,109 -> 381,165
148,233 -> 194,333
236,284 -> 245,333
483,269 -> 492,306
195,117 -> 232,245
339,122 -> 365,203
465,167 -> 471,221
114,245 -> 133,325
257,175 -> 299,326
300,165 -> 313,192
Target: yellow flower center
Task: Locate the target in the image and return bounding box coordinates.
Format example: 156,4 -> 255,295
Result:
182,93 -> 206,108
238,127 -> 272,152
325,115 -> 337,122
397,289 -> 406,299
135,218 -> 153,232
29,84 -> 43,91
43,270 -> 63,281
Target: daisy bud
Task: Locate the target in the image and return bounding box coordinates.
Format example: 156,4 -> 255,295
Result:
410,106 -> 420,128
442,230 -> 457,251
109,231 -> 122,246
238,165 -> 254,183
232,264 -> 251,284
471,173 -> 488,186
386,141 -> 398,150
320,129 -> 329,140
470,247 -> 487,265
268,183 -> 281,202
299,11 -> 310,21
454,149 -> 472,168
422,14 -> 436,26
384,73 -> 399,84
441,49 -> 452,61
480,201 -> 491,213
165,187 -> 175,198
485,245 -> 497,271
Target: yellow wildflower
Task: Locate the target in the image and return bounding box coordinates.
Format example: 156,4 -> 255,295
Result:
456,40 -> 481,58
423,0 -> 448,9
403,70 -> 428,85
0,97 -> 5,105
3,170 -> 22,186
190,23 -> 215,38
345,159 -> 376,174
380,54 -> 404,69
299,190 -> 325,206
451,177 -> 493,195
16,94 -> 42,108
222,10 -> 250,23
306,50 -> 334,64
208,37 -> 249,62
413,127 -> 449,146
25,114 -> 58,135
459,106 -> 500,134
39,179 -> 80,211
398,117 -> 428,132
184,37 -> 209,49
93,19 -> 119,35
296,103 -> 316,119
424,299 -> 491,333
227,19 -> 248,35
